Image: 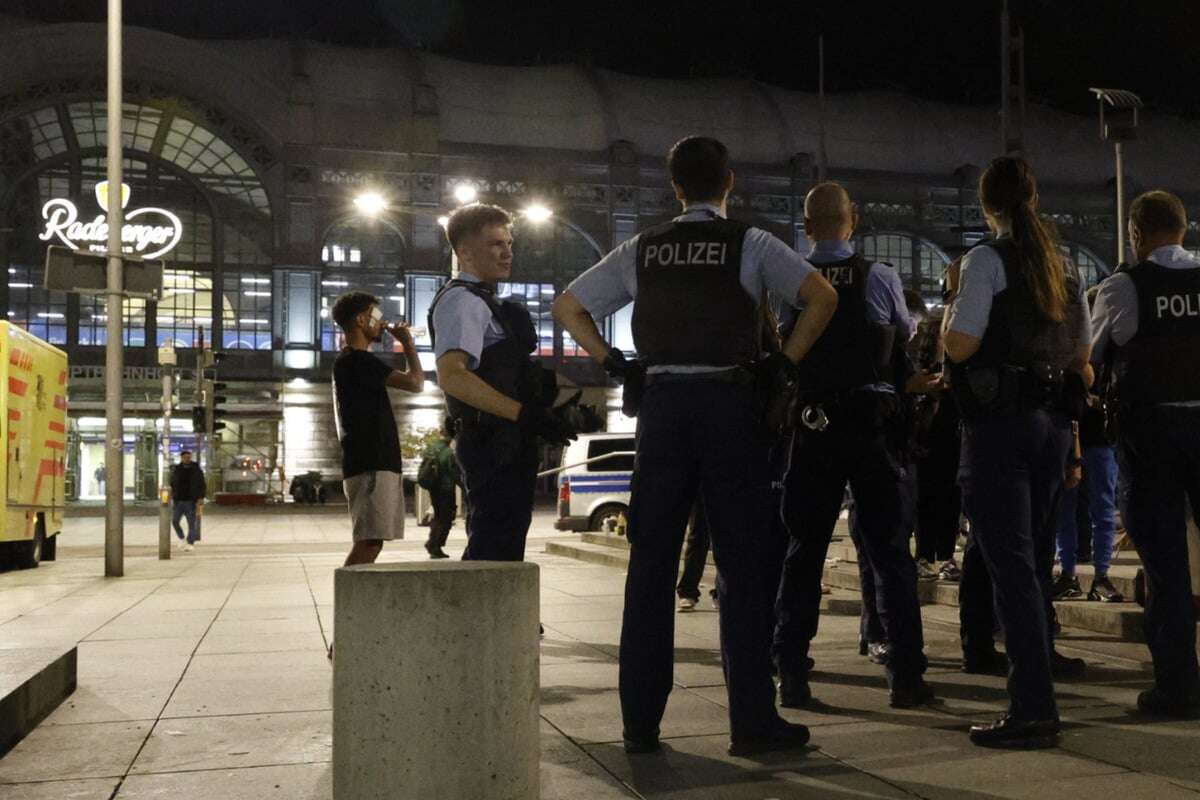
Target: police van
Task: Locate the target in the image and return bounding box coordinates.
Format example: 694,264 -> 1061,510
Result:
554,432 -> 635,532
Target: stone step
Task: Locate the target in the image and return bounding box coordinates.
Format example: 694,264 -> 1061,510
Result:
825,539 -> 1142,600
546,540 -> 861,615
0,646 -> 76,757
549,533 -> 1169,642
823,556 -> 1149,642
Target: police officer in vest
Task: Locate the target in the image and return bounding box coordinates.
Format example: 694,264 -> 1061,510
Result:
553,136 -> 838,757
1092,189 -> 1200,717
943,156 -> 1091,748
430,204 -> 577,563
772,182 -> 933,709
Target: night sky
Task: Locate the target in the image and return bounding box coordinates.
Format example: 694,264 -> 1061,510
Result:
7,0 -> 1199,116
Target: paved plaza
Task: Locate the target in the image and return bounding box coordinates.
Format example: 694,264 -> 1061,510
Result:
0,508 -> 1195,799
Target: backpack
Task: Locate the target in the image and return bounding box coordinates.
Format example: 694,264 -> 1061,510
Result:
416,452 -> 439,491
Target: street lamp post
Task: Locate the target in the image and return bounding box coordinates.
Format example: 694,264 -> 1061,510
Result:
104,0 -> 125,577
1090,88 -> 1143,266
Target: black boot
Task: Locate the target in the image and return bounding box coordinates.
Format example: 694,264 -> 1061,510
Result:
969,715 -> 1059,749
777,671 -> 812,709
728,717 -> 811,757
962,649 -> 1007,675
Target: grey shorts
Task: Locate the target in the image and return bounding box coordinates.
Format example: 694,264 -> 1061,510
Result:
344,470 -> 405,543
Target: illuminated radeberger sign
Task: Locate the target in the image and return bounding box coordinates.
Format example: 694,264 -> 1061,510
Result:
39,181 -> 183,260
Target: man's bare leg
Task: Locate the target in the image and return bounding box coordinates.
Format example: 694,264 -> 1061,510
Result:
344,540 -> 383,567
330,539 -> 384,660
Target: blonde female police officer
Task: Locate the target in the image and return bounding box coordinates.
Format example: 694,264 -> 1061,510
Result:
554,136 -> 837,757
944,156 -> 1091,749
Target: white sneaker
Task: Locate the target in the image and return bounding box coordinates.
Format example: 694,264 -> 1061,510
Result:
677,597 -> 696,612
916,558 -> 938,581
183,543 -> 194,552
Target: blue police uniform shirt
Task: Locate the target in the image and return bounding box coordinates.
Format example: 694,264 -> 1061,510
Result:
431,270 -> 508,370
565,203 -> 816,373
947,234 -> 1091,360
782,239 -> 912,393
1090,244 -> 1200,363
1091,244 -> 1200,409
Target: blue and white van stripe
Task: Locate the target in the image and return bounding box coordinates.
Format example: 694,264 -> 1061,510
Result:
567,473 -> 633,493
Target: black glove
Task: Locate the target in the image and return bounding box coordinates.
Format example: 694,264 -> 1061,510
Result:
603,348 -> 630,380
753,352 -> 800,436
517,403 -> 577,446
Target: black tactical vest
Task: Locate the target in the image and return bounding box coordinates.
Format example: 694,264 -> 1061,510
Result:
790,253 -> 892,393
428,280 -> 542,422
1109,260 -> 1200,408
955,238 -> 1080,372
630,216 -> 759,366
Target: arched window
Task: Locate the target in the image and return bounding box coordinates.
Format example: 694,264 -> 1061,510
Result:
1066,244 -> 1109,288
318,217 -> 408,351
509,217 -> 603,357
0,99 -> 274,349
858,232 -> 950,304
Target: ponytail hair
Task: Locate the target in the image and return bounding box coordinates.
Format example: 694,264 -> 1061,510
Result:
979,156 -> 1068,323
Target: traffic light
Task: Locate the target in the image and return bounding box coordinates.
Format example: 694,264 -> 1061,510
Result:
191,405 -> 206,432
204,380 -> 228,435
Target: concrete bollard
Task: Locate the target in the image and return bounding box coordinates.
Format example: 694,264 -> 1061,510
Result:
333,561 -> 540,800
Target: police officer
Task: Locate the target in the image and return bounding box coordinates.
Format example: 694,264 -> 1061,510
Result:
430,203 -> 577,563
553,136 -> 837,757
943,156 -> 1091,748
772,182 -> 932,709
1092,189 -> 1200,717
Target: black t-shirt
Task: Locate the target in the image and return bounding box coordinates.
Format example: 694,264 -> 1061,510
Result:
333,349 -> 402,479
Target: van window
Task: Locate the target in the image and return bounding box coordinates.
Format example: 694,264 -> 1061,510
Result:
586,438 -> 635,472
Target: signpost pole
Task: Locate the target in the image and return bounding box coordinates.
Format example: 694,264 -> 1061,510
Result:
158,366 -> 173,560
104,0 -> 125,578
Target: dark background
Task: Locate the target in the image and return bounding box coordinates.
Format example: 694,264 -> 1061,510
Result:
3,0 -> 1196,115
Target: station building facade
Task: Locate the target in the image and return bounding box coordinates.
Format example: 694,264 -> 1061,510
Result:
2,15 -> 1199,499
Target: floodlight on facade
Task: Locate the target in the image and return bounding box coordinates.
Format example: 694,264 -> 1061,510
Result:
353,191 -> 388,217
453,183 -> 478,204
437,215 -> 450,228
522,204 -> 553,224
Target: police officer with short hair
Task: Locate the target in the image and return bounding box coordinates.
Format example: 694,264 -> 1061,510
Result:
772,182 -> 933,709
944,156 -> 1091,748
430,203 -> 577,563
1092,189 -> 1200,717
553,136 -> 838,757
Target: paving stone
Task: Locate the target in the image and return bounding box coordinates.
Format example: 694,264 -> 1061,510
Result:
130,711 -> 331,774
161,652 -> 331,718
116,763 -> 331,799
0,721 -> 150,783
541,722 -> 636,799
540,687 -> 730,745
0,778 -> 119,799
587,733 -> 913,799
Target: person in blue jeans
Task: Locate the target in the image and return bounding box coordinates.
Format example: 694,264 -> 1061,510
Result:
169,450 -> 207,551
1053,438 -> 1123,602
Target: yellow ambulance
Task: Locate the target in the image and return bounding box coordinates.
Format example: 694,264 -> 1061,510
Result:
1,323 -> 67,568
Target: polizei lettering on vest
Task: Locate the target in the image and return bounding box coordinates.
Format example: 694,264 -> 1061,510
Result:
822,265 -> 856,286
1155,293 -> 1200,319
643,241 -> 728,268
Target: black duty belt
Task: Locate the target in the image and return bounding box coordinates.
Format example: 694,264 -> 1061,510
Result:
644,367 -> 754,386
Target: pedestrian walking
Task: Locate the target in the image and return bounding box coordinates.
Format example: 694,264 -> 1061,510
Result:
170,450 -> 205,551
418,418 -> 461,559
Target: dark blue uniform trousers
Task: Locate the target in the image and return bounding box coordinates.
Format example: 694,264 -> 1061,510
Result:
1116,406 -> 1200,698
959,409 -> 1070,721
456,425 -> 539,562
619,379 -> 784,741
849,462 -> 919,648
773,393 -> 926,686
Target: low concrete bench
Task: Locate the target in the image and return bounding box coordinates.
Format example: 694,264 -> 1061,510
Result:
0,645 -> 77,757
333,561 -> 540,800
